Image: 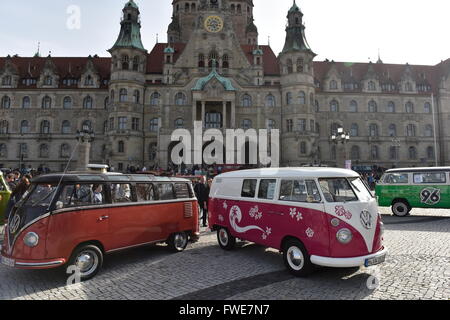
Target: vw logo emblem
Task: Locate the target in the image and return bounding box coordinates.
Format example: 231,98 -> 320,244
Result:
9,214 -> 21,234
360,210 -> 372,229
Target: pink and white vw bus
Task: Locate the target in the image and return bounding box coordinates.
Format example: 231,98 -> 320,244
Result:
208,168 -> 387,276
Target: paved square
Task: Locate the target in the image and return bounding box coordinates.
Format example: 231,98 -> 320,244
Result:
0,208 -> 449,300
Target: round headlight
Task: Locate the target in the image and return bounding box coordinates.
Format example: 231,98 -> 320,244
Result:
336,228 -> 352,244
24,232 -> 39,247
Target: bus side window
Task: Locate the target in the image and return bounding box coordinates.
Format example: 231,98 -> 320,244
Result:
174,183 -> 190,199
111,184 -> 132,203
305,180 -> 321,202
158,183 -> 175,200
136,183 -> 152,202
241,179 -> 257,198
258,179 -> 277,200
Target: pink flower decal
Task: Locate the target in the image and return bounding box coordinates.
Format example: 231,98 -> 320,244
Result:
335,205 -> 352,220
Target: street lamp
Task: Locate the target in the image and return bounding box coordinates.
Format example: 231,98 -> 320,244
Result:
76,124 -> 95,171
331,127 -> 350,168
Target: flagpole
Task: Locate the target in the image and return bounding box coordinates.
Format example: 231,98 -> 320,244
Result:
431,93 -> 438,166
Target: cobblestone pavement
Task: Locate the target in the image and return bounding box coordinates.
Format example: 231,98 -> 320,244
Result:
0,208 -> 449,300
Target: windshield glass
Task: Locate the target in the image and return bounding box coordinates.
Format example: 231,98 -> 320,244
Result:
349,177 -> 374,201
318,178 -> 358,203
24,184 -> 58,207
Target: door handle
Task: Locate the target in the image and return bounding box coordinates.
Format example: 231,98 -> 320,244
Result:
97,215 -> 109,222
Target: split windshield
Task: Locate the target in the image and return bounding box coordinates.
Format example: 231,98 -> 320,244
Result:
318,177 -> 373,203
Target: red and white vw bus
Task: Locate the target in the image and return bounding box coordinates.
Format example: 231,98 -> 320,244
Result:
208,168 -> 387,276
1,173 -> 199,280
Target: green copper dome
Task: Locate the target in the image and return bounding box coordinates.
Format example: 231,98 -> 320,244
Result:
192,63 -> 235,91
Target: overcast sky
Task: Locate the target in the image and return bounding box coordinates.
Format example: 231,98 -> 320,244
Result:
0,0 -> 449,65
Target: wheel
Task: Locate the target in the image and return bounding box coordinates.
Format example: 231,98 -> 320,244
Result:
66,244 -> 103,281
217,227 -> 236,250
282,239 -> 314,277
392,201 -> 411,217
168,232 -> 188,252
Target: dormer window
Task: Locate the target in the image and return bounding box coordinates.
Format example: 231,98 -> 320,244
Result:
405,82 -> 413,92
1,76 -> 11,86
368,81 -> 376,91
44,76 -> 53,86
85,75 -> 94,86
329,80 -> 338,90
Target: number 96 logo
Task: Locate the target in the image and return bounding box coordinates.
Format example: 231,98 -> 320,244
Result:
420,188 -> 441,205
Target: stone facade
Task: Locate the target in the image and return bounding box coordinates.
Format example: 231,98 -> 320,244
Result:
0,0 -> 449,172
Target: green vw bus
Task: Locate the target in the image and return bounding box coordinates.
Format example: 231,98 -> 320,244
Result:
376,167 -> 450,216
0,173 -> 12,223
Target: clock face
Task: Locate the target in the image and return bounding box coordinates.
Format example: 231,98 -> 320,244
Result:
204,16 -> 224,33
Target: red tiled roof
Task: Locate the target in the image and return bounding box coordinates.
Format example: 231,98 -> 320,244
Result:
0,56 -> 111,89
240,44 -> 280,75
147,43 -> 186,74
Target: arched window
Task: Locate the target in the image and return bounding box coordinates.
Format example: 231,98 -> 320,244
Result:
174,118 -> 184,128
150,92 -> 161,106
387,101 -> 395,113
350,146 -> 360,160
388,124 -> 397,137
405,101 -> 414,113
62,120 -> 71,134
329,80 -> 338,90
350,123 -> 359,137
60,144 -> 70,158
63,96 -> 72,109
198,54 -> 205,68
424,102 -> 432,114
286,59 -> 293,74
286,92 -> 293,105
39,144 -> 49,158
299,91 -> 306,105
83,96 -> 93,109
208,51 -> 219,68
22,96 -> 31,108
349,100 -> 358,112
330,100 -> 339,112
297,58 -> 304,73
118,141 -> 125,153
368,100 -> 377,113
0,144 -> 7,158
0,120 -> 9,134
427,146 -> 435,159
369,124 -> 379,137
265,94 -> 275,107
149,118 -> 159,132
119,89 -> 128,102
389,146 -> 398,160
406,124 -> 416,137
242,94 -> 252,107
242,119 -> 252,130
133,90 -> 140,103
20,120 -> 29,134
408,146 -> 417,160
104,97 -> 109,109
42,96 -> 52,109
370,145 -> 379,160
40,120 -> 50,134
425,124 -> 433,137
175,92 -> 186,105
122,55 -> 129,70
1,96 -> 11,109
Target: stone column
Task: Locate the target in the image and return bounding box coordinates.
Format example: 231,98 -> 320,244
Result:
192,100 -> 197,128
201,101 -> 206,128
77,140 -> 91,171
231,101 -> 236,128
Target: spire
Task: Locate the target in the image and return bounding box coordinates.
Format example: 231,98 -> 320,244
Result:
34,42 -> 41,58
282,1 -> 313,53
110,0 -> 146,52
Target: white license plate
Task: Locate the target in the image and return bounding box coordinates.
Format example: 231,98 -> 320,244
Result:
365,254 -> 386,267
1,256 -> 15,267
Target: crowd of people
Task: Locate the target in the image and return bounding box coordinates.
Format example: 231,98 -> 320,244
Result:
2,170 -> 33,220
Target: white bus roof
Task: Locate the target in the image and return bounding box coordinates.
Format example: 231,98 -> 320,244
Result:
385,167 -> 450,173
216,167 -> 360,179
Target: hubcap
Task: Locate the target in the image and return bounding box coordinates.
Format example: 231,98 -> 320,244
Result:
287,246 -> 304,271
219,229 -> 228,245
75,250 -> 98,275
174,233 -> 187,249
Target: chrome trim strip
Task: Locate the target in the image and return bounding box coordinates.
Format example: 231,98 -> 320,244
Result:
15,260 -> 64,267
106,239 -> 167,253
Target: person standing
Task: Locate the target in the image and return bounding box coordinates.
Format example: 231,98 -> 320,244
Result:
5,173 -> 17,191
194,176 -> 209,227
